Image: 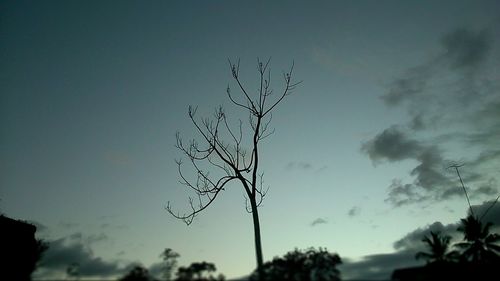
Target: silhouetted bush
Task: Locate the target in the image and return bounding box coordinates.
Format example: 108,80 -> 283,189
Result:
249,247 -> 342,281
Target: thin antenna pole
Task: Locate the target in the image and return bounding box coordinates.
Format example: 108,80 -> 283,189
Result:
479,195 -> 500,221
451,165 -> 475,217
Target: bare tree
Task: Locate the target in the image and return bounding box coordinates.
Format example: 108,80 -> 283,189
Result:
166,58 -> 300,280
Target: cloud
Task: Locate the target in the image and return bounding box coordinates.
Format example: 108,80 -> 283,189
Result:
310,218 -> 327,227
362,126 -> 460,206
441,28 -> 491,70
87,233 -> 109,244
362,126 -> 422,163
34,233 -> 124,279
286,161 -> 313,171
347,207 -> 360,217
470,199 -> 500,226
381,28 -> 493,107
393,222 -> 460,251
59,221 -> 79,229
382,64 -> 435,107
366,26 -> 500,207
385,179 -> 429,207
342,200 -> 500,280
340,250 -> 421,280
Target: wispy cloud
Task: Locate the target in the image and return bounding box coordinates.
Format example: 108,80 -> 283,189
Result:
347,207 -> 360,217
286,161 -> 313,171
310,218 -> 328,227
59,221 -> 79,229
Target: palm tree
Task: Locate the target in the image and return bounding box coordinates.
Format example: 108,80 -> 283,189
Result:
416,231 -> 458,264
455,215 -> 500,264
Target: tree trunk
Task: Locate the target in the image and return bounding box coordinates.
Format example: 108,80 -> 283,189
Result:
251,199 -> 264,280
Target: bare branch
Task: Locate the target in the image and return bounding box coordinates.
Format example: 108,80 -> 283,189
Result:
227,85 -> 252,112
166,175 -> 236,225
228,59 -> 259,115
263,61 -> 302,116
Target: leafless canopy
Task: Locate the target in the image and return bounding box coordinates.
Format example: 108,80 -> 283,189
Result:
167,58 -> 300,225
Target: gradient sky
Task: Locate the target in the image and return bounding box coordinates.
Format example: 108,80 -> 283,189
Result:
1,1 -> 500,280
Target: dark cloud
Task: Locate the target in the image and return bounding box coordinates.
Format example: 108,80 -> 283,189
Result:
340,249 -> 422,280
474,184 -> 498,198
310,218 -> 327,227
441,28 -> 491,70
410,147 -> 450,190
369,26 -> 500,207
398,201 -> 500,249
381,28 -> 493,107
385,179 -> 430,207
440,186 -> 466,200
470,199 -> 500,225
363,127 -> 463,206
361,126 -> 422,163
393,222 -> 460,252
35,233 -> 123,279
347,206 -> 360,217
409,114 -> 425,131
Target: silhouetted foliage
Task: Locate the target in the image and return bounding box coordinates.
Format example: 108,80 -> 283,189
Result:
120,265 -> 157,281
161,248 -> 180,280
167,59 -> 300,280
175,261 -> 224,281
249,248 -> 342,281
415,231 -> 458,264
455,214 -> 500,264
394,165 -> 500,280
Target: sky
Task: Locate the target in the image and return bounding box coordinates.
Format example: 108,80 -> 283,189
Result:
1,0 -> 500,280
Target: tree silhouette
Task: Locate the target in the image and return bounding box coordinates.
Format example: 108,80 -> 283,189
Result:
175,261 -> 223,281
161,248 -> 180,281
249,248 -> 342,281
120,265 -> 156,281
455,214 -> 500,264
415,231 -> 458,264
167,59 -> 300,280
